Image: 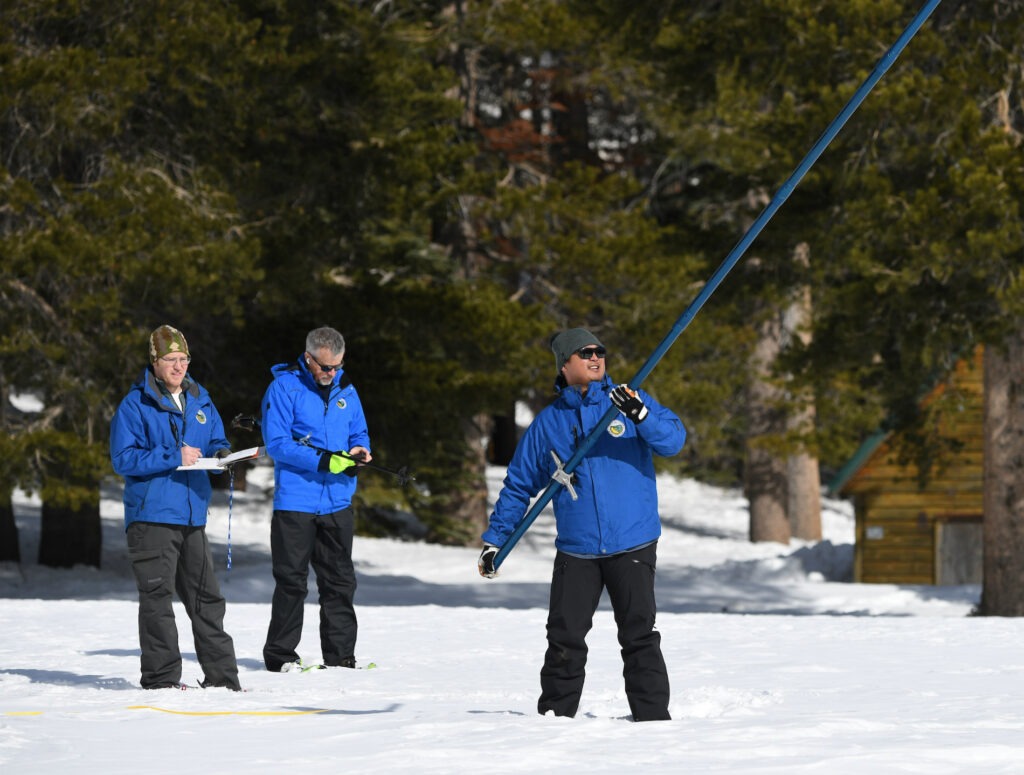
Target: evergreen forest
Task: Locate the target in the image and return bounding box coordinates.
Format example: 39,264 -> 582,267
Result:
3,2 -> 1024,583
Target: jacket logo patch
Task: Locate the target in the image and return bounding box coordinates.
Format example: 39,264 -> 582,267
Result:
195,410 -> 207,424
608,419 -> 626,437
336,399 -> 347,410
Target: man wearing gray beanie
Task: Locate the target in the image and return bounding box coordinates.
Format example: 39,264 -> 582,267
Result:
479,327 -> 686,722
549,327 -> 604,374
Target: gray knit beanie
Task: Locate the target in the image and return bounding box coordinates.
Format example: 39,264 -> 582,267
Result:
550,328 -> 604,373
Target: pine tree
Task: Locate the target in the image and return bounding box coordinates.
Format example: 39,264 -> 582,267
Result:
1,0 -> 263,565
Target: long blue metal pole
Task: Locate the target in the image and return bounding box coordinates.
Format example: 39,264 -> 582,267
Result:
493,0 -> 943,570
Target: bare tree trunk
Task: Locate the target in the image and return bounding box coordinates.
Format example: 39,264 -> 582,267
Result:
488,405 -> 518,466
0,375 -> 20,562
980,332 -> 1024,615
784,243 -> 821,541
38,465 -> 101,568
427,414 -> 490,546
747,452 -> 789,543
746,312 -> 791,544
457,414 -> 491,539
0,487 -> 19,563
787,452 -> 821,541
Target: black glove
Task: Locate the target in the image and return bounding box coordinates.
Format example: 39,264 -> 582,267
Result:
214,448 -> 232,459
342,450 -> 365,477
478,544 -> 500,578
609,384 -> 648,423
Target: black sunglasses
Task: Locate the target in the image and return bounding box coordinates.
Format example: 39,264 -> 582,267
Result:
575,346 -> 607,360
307,353 -> 344,373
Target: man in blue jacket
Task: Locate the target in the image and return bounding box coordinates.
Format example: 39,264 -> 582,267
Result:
479,328 -> 686,721
260,326 -> 372,672
110,325 -> 241,690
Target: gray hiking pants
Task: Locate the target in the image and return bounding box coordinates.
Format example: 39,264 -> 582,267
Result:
127,522 -> 239,689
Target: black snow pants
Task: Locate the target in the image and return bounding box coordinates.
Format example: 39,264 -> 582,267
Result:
263,508 -> 357,671
538,542 -> 670,721
127,522 -> 239,690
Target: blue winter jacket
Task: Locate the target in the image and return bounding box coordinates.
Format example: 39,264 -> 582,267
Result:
483,375 -> 686,556
261,358 -> 371,515
110,369 -> 230,530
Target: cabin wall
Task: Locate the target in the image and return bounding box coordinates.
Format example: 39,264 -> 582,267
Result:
847,350 -> 984,584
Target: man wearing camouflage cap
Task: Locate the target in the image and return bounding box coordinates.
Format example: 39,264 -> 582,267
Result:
110,325 -> 241,691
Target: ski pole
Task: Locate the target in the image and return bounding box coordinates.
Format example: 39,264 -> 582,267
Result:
230,413 -> 261,433
492,0 -> 943,571
300,438 -> 416,487
230,414 -> 416,486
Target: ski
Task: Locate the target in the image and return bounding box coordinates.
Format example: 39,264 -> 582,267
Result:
281,660 -> 377,673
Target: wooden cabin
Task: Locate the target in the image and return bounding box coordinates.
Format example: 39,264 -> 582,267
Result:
829,348 -> 984,585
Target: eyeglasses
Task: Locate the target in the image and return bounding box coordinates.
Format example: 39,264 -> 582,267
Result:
159,356 -> 190,367
307,353 -> 344,373
575,346 -> 606,361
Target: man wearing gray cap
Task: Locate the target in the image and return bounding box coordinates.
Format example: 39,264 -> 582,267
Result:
479,327 -> 686,722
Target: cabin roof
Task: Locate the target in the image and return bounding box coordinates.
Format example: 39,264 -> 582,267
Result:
827,430 -> 888,497
826,347 -> 984,499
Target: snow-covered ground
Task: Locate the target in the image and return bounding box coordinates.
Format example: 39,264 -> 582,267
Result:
3,461 -> 1012,774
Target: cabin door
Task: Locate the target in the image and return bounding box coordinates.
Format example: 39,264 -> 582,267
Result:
934,516 -> 983,585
